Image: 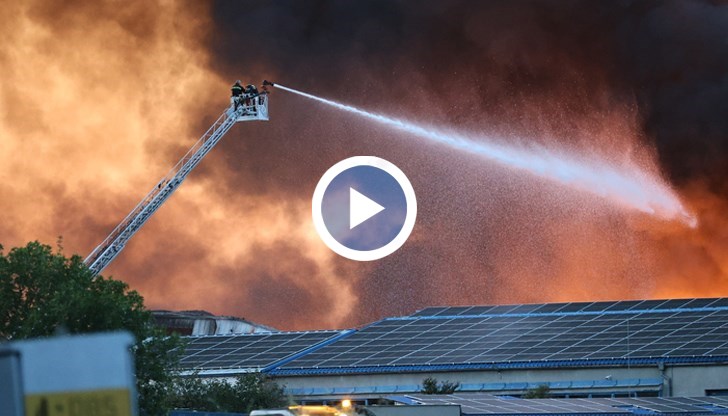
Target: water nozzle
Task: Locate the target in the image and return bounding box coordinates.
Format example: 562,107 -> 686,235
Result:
262,80 -> 275,87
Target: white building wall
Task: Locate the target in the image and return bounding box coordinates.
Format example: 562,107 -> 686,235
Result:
275,364 -> 728,397
670,365 -> 728,396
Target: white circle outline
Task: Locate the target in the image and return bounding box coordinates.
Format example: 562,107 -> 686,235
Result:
312,156 -> 417,261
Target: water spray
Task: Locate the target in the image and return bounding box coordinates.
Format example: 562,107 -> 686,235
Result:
270,82 -> 696,227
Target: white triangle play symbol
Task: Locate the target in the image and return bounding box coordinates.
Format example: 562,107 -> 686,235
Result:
350,187 -> 385,229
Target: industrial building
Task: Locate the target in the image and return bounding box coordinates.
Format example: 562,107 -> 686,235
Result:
179,298 -> 728,403
389,394 -> 728,416
153,310 -> 276,336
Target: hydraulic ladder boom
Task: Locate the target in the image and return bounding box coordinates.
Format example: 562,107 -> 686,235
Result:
84,94 -> 269,276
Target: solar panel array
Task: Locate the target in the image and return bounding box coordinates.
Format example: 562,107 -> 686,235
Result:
280,298 -> 728,370
405,394 -> 728,415
407,393 -> 629,414
591,397 -> 728,414
180,331 -> 341,370
412,298 -> 728,317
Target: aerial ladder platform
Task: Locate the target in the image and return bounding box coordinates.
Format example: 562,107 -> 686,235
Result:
84,88 -> 270,276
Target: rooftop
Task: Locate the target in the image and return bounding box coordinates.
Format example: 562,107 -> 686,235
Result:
397,394 -> 728,416
178,298 -> 728,376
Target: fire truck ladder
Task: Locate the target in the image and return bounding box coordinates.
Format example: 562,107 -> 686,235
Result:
84,94 -> 269,276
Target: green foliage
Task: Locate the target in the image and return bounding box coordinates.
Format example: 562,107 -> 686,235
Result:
421,377 -> 439,394
135,331 -> 186,415
0,241 -> 183,415
0,241 -> 146,338
522,384 -> 550,398
421,376 -> 460,394
168,373 -> 288,413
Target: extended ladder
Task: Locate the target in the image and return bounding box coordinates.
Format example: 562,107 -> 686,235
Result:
84,95 -> 269,276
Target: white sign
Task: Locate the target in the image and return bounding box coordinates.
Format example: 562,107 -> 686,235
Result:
11,331 -> 137,416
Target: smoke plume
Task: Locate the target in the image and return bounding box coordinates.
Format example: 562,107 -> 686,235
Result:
1,0 -> 726,329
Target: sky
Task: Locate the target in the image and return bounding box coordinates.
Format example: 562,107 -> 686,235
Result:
1,0 -> 726,330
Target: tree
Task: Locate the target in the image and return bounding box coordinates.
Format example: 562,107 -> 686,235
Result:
522,384 -> 550,398
168,374 -> 288,413
421,376 -> 460,394
0,241 -> 183,415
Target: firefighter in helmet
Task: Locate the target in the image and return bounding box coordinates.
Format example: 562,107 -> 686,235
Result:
231,80 -> 244,109
244,84 -> 259,107
245,84 -> 259,96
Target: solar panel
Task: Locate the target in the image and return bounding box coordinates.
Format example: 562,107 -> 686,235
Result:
414,298 -> 728,319
657,299 -> 694,309
708,299 -> 728,308
628,300 -> 669,310
179,330 -> 342,371
404,395 -> 728,416
683,298 -> 721,308
405,394 -> 632,414
280,298 -> 728,370
555,302 -> 593,313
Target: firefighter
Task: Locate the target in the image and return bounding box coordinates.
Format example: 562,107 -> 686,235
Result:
244,84 -> 259,107
231,80 -> 244,109
245,84 -> 259,96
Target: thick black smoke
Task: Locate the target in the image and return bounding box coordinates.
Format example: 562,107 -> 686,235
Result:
611,0 -> 728,193
205,0 -> 728,326
213,0 -> 726,186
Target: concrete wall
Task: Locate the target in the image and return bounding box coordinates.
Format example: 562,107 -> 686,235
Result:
279,366 -> 656,389
276,363 -> 728,398
670,365 -> 728,396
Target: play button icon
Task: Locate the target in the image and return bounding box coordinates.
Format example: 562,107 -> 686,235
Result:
312,156 -> 417,261
349,188 -> 385,229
